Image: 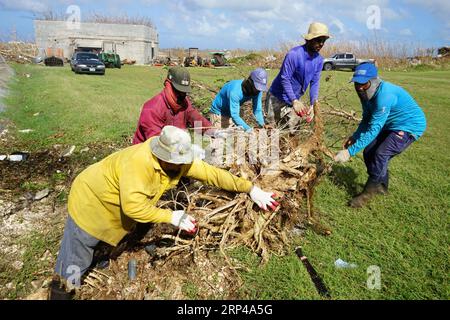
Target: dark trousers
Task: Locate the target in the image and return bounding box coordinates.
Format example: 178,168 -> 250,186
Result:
363,130 -> 415,187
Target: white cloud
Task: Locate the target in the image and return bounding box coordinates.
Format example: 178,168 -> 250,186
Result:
330,18 -> 345,34
399,28 -> 413,36
0,0 -> 49,12
188,15 -> 218,36
235,26 -> 253,42
216,13 -> 232,29
182,0 -> 279,11
403,0 -> 450,16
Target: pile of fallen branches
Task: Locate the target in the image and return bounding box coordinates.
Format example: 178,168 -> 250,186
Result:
141,103 -> 334,268
0,42 -> 39,64
76,83 -> 361,299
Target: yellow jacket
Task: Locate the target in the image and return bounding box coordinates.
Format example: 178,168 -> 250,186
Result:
68,138 -> 252,246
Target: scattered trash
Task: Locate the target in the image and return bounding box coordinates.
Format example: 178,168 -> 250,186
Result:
34,188 -> 50,201
290,225 -> 306,237
5,282 -> 15,290
12,260 -> 24,270
128,259 -> 137,280
61,145 -> 76,157
18,129 -> 34,133
0,151 -> 30,162
33,112 -> 40,116
5,154 -> 20,161
25,73 -> 31,78
80,147 -> 90,153
334,258 -> 357,269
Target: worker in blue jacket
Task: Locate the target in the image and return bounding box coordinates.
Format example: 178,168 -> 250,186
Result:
266,22 -> 330,132
208,68 -> 268,132
334,63 -> 426,208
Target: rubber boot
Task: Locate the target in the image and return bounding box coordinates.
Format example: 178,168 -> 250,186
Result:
378,183 -> 388,195
349,180 -> 384,208
48,275 -> 74,300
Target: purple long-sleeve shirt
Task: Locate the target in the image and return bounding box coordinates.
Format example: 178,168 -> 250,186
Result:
269,45 -> 324,106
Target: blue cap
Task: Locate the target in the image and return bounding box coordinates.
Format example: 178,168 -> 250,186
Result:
250,68 -> 268,91
351,63 -> 378,84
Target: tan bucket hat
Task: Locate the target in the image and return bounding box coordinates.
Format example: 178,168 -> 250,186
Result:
303,22 -> 331,40
150,126 -> 193,164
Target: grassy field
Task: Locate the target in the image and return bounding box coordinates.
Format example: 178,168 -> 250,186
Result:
1,63 -> 449,299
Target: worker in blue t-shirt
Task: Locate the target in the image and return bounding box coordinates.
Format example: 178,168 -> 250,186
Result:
334,63 -> 427,208
208,68 -> 269,132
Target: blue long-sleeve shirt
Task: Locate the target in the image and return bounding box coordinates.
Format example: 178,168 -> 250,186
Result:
348,81 -> 427,156
209,79 -> 264,131
269,44 -> 324,106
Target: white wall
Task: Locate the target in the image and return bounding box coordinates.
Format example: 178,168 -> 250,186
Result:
34,20 -> 159,64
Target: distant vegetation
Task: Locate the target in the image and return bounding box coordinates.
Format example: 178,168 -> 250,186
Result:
35,10 -> 155,28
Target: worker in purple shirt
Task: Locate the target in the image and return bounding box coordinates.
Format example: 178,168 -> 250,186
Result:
265,22 -> 330,133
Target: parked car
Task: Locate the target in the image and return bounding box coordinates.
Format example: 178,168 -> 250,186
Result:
322,53 -> 375,71
70,52 -> 105,75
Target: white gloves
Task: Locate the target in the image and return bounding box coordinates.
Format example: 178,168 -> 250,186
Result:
191,144 -> 205,160
249,186 -> 279,211
334,149 -> 351,163
305,106 -> 314,123
170,210 -> 197,234
292,99 -> 308,117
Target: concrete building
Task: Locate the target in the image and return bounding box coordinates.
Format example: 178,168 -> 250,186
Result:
34,20 -> 159,64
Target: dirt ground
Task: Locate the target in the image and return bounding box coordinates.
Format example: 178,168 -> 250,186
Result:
0,135 -> 246,299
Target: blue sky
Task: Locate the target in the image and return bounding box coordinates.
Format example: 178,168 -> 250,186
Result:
0,0 -> 449,50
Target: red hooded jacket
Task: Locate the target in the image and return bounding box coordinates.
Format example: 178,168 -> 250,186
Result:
132,90 -> 212,144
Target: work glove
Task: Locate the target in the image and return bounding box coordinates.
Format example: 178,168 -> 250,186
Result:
249,186 -> 280,211
293,99 -> 309,117
305,106 -> 314,123
334,149 -> 351,163
343,136 -> 355,149
191,143 -> 205,160
170,210 -> 197,234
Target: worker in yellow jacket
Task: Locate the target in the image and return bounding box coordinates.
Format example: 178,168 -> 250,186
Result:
52,125 -> 278,297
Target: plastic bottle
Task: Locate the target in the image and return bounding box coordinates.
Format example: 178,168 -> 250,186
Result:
128,259 -> 137,280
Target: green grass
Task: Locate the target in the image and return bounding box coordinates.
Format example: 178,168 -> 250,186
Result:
1,230 -> 61,299
1,63 -> 448,299
3,64 -> 256,151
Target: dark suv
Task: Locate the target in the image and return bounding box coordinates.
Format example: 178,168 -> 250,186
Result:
70,52 -> 106,75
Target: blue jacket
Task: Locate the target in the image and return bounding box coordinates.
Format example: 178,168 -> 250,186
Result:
269,44 -> 324,106
348,81 -> 427,156
209,79 -> 264,131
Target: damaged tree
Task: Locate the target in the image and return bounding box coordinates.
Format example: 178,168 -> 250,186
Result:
77,102 -> 341,300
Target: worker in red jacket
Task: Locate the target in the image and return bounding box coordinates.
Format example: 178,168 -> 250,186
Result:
133,67 -> 212,144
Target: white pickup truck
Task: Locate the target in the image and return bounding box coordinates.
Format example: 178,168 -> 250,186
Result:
322,53 -> 375,71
